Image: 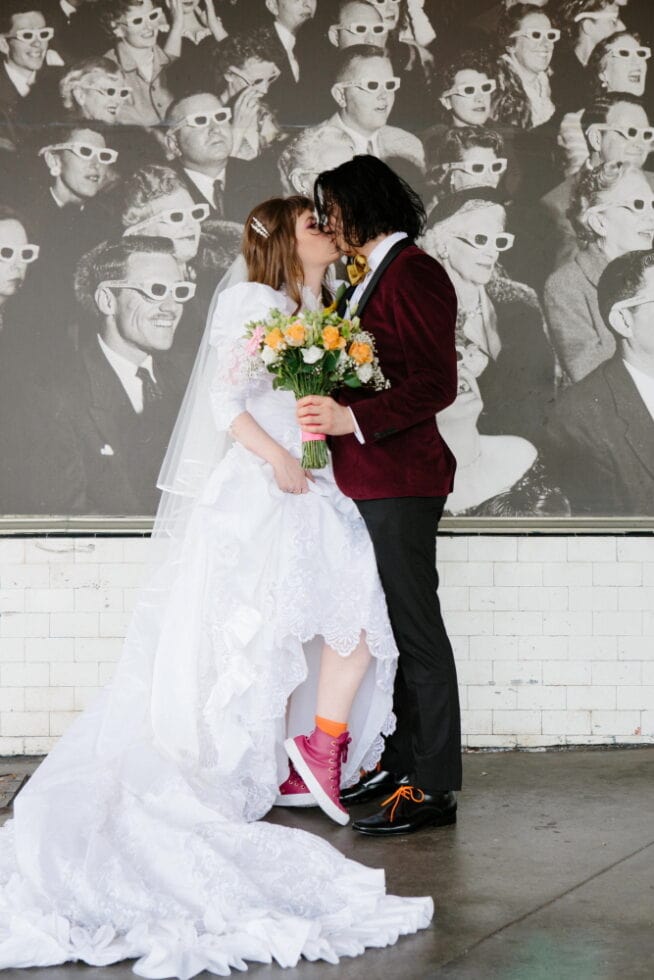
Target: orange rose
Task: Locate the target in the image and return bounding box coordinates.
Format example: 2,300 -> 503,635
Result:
349,340 -> 373,365
322,326 -> 341,350
284,321 -> 306,346
265,327 -> 285,350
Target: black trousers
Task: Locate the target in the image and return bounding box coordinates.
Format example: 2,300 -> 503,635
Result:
355,497 -> 462,793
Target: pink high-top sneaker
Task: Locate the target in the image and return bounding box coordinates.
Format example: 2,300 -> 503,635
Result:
274,761 -> 316,807
284,729 -> 351,825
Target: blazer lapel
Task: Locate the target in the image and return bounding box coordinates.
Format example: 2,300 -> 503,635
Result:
352,238 -> 413,319
83,339 -> 137,456
605,356 -> 654,480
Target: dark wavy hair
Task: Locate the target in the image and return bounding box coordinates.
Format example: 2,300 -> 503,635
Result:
0,0 -> 46,35
96,0 -> 151,37
597,248 -> 654,330
498,4 -> 553,50
315,155 -> 426,250
435,50 -> 493,101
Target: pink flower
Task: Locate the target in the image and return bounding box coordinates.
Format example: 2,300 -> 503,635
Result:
246,325 -> 265,355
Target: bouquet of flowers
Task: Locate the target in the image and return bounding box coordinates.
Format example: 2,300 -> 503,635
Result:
244,304 -> 389,469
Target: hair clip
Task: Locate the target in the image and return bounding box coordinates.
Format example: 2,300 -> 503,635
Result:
251,216 -> 270,239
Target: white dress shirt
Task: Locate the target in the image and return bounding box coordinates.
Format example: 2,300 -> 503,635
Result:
347,232 -> 409,314
60,0 -> 77,19
345,232 -> 409,443
4,61 -> 35,97
333,114 -> 381,157
183,167 -> 225,209
98,335 -> 156,414
623,359 -> 654,422
274,21 -> 300,81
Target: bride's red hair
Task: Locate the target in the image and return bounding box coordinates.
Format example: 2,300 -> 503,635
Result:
243,196 -> 331,311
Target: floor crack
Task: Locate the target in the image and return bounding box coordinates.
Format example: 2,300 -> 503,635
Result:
436,837 -> 654,972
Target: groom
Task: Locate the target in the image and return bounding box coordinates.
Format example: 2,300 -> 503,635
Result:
296,155 -> 462,836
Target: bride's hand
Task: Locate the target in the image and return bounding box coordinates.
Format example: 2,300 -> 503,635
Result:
272,451 -> 315,494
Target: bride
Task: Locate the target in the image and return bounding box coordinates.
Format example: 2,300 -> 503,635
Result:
0,196 -> 432,976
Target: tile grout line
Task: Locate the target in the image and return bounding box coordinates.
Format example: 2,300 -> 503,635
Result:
436,837 -> 654,972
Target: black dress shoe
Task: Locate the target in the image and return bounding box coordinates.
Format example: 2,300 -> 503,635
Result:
352,787 -> 457,836
340,768 -> 410,807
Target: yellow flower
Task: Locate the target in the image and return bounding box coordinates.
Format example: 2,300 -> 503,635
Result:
265,327 -> 285,350
284,321 -> 306,346
322,326 -> 342,350
349,340 -> 373,365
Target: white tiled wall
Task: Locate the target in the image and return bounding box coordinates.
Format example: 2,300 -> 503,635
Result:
0,535 -> 653,754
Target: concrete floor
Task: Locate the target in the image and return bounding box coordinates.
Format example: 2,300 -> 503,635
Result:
1,747 -> 653,980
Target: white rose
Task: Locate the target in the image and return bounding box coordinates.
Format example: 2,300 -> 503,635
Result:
261,346 -> 279,365
356,363 -> 373,383
302,346 -> 324,364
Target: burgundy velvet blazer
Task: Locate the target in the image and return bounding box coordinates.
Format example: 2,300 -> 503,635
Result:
332,243 -> 458,500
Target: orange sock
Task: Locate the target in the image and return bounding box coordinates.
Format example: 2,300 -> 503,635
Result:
315,715 -> 348,737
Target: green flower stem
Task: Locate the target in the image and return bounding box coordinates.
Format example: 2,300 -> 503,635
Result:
301,439 -> 329,470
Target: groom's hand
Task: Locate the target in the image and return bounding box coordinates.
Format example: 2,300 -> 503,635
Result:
296,396 -> 355,436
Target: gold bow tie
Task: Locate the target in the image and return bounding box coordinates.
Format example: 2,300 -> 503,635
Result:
346,254 -> 370,286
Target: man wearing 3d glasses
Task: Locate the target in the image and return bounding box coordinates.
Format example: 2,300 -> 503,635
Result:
0,0 -> 60,149
315,44 -> 425,172
164,91 -> 242,221
22,236 -> 191,515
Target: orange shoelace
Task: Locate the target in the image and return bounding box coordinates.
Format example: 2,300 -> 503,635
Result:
381,786 -> 425,822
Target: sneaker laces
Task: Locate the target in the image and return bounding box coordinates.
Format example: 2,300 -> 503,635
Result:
328,735 -> 351,787
381,785 -> 425,822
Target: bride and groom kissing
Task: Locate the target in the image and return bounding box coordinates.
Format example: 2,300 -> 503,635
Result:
0,156 -> 461,975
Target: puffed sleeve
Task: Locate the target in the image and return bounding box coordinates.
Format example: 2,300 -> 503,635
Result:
207,282 -> 285,432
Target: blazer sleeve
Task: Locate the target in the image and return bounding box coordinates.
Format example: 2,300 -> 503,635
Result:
351,255 -> 458,442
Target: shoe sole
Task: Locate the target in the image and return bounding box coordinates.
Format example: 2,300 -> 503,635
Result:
273,793 -> 316,807
284,738 -> 350,826
353,811 -> 457,836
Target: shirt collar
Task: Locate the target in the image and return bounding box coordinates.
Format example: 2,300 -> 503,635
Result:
274,20 -> 296,52
4,60 -> 35,95
60,0 -> 77,18
333,114 -> 379,155
184,165 -> 226,196
98,333 -> 154,381
623,358 -> 654,388
366,231 -> 409,272
112,41 -> 167,75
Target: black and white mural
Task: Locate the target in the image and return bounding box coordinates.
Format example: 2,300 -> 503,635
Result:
0,0 -> 653,521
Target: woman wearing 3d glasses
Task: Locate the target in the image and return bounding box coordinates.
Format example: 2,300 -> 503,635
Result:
56,55 -> 167,177
428,127 -> 508,208
492,3 -> 560,129
422,187 -> 555,444
544,160 -> 654,383
559,31 -> 652,177
98,0 -> 181,127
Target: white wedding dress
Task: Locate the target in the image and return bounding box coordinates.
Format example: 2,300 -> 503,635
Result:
0,283 -> 433,977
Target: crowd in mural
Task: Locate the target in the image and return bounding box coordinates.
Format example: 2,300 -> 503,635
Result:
0,0 -> 653,518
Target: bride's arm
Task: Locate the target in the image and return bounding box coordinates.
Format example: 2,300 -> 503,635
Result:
230,411 -> 313,494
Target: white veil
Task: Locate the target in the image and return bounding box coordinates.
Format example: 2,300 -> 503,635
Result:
153,255 -> 248,545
